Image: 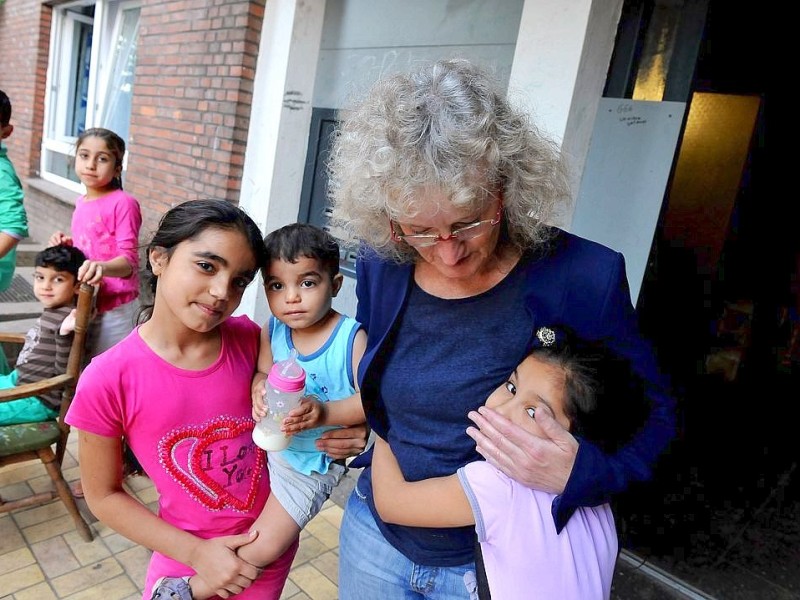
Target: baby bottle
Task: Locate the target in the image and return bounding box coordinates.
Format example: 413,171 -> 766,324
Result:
252,349 -> 306,451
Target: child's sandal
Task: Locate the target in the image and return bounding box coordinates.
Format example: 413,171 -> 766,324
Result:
150,576 -> 193,600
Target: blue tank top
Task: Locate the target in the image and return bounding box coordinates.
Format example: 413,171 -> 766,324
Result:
363,262 -> 533,565
270,314 -> 362,475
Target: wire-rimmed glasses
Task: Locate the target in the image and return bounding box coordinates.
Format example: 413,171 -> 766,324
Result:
390,201 -> 503,248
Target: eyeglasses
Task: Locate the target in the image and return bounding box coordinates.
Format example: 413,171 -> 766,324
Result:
390,201 -> 503,248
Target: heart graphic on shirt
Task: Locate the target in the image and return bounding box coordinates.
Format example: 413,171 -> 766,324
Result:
159,416 -> 264,512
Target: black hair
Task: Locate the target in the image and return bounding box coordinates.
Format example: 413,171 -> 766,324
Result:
140,199 -> 267,321
263,223 -> 340,282
35,245 -> 87,280
529,329 -> 649,453
75,127 -> 126,190
0,90 -> 11,126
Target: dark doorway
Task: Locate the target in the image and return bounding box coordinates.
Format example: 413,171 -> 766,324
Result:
615,3 -> 797,598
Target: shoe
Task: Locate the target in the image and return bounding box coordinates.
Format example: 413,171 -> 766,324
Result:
150,576 -> 193,600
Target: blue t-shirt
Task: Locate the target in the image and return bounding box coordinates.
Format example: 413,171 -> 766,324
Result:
362,262 -> 533,565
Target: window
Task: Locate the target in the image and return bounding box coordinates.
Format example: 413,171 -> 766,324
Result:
42,0 -> 140,192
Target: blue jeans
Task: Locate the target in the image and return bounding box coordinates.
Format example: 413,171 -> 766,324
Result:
338,481 -> 475,599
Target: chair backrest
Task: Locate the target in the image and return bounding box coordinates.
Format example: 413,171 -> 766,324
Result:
55,282 -> 95,463
0,282 -> 97,542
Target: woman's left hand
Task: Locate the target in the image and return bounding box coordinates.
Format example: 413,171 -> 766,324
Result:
316,422 -> 369,460
467,405 -> 578,494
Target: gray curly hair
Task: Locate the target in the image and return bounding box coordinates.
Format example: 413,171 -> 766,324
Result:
326,58 -> 572,263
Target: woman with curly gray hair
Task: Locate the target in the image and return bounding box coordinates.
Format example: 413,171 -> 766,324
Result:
329,59 -> 675,599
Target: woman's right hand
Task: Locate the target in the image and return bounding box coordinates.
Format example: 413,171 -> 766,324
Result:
48,231 -> 72,247
467,405 -> 578,494
188,531 -> 260,598
316,422 -> 369,460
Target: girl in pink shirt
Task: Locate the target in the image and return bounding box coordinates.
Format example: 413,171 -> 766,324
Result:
67,200 -> 297,599
49,128 -> 142,357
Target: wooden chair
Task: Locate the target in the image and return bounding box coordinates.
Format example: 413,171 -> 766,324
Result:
0,283 -> 95,541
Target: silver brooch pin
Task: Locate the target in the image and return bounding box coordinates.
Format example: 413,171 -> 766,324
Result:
536,327 -> 556,346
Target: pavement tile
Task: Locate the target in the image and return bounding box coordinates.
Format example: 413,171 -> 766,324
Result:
62,452 -> 79,469
31,535 -> 81,578
0,480 -> 34,501
28,473 -> 57,495
303,517 -> 339,550
50,557 -> 124,597
309,550 -> 339,585
11,581 -> 58,600
287,562 -> 338,600
133,485 -> 159,506
64,529 -> 112,565
279,576 -> 301,599
0,461 -> 46,486
123,475 -> 153,493
21,513 -> 77,544
60,573 -> 139,599
0,563 -> 45,595
0,514 -> 26,553
115,544 -> 152,586
317,503 -> 343,528
0,546 -> 36,575
101,531 -> 140,554
12,499 -> 68,528
62,465 -> 82,482
292,534 -> 328,566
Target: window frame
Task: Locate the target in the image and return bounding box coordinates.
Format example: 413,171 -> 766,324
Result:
41,0 -> 140,192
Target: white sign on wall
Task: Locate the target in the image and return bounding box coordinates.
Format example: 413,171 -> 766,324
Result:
570,98 -> 686,304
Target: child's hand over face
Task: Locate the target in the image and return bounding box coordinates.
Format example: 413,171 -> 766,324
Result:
281,395 -> 324,434
250,373 -> 268,421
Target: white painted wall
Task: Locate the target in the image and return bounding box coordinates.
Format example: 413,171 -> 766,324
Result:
510,0 -> 624,227
240,0 -> 641,321
238,0 -> 327,321
314,0 -> 524,108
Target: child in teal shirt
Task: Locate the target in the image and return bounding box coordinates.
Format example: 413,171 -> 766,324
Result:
0,89 -> 29,295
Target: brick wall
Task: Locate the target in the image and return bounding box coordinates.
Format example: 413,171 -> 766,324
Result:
126,0 -> 265,237
1,0 -> 265,246
23,181 -> 74,246
0,0 -> 50,181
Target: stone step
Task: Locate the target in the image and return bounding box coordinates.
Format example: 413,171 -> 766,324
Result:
15,240 -> 47,267
0,266 -> 39,322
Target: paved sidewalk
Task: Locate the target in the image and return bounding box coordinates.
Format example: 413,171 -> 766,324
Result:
0,432 -> 348,600
0,433 -> 690,600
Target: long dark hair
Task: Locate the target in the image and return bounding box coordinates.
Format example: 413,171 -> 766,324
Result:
138,199 -> 267,322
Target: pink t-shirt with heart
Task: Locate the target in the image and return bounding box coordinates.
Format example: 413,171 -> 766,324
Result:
67,315 -> 296,599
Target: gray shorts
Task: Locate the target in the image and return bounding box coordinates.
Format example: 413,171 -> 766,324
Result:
267,451 -> 346,528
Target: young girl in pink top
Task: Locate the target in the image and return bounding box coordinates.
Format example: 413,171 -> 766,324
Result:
49,127 -> 141,357
66,200 -> 299,599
